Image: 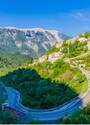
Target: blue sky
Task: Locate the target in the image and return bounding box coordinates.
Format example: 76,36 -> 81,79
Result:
0,0 -> 90,36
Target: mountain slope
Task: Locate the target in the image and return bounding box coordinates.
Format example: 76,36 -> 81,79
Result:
0,50 -> 33,68
37,32 -> 90,66
0,27 -> 69,57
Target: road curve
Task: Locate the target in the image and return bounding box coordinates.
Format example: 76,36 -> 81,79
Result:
4,69 -> 90,122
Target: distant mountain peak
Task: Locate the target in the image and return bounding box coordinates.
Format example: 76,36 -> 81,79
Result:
0,26 -> 70,57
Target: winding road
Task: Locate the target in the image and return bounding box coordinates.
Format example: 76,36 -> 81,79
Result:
3,69 -> 90,123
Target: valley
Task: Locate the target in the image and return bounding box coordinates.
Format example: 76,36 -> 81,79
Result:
0,29 -> 90,124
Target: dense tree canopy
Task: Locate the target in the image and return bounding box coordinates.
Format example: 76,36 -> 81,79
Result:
59,103 -> 90,124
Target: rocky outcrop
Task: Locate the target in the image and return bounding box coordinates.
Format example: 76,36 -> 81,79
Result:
0,27 -> 69,57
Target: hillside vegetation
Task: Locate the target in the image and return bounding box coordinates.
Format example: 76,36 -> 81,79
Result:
78,54 -> 90,71
0,32 -> 89,109
0,50 -> 33,76
1,59 -> 87,109
0,110 -> 18,124
0,50 -> 33,68
59,102 -> 90,124
44,32 -> 90,58
0,31 -> 89,123
61,40 -> 88,57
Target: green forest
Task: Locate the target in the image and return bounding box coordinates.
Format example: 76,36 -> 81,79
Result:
0,59 -> 87,109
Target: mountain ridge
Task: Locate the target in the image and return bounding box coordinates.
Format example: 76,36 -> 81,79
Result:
0,27 -> 70,57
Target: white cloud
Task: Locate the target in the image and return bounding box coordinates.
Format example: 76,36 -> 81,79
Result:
70,11 -> 90,22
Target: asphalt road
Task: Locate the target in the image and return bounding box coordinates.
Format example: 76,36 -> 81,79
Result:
4,69 -> 90,122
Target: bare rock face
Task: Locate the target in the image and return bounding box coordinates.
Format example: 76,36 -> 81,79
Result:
0,27 -> 69,57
